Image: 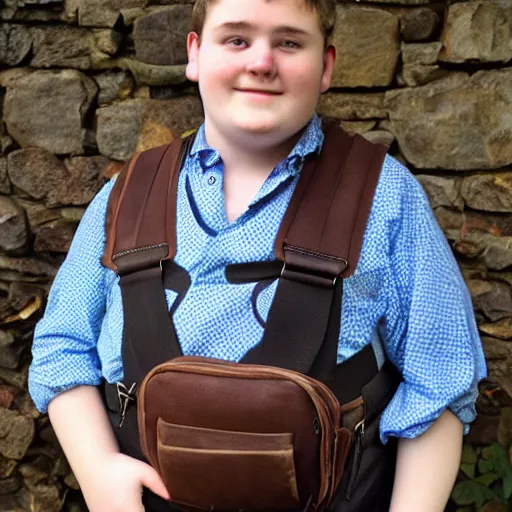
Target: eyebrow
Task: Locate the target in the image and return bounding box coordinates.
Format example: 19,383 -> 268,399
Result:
214,21 -> 311,37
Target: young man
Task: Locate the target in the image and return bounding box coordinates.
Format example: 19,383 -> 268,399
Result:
28,0 -> 486,511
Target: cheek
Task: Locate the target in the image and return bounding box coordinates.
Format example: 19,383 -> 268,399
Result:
198,47 -> 241,84
281,59 -> 323,89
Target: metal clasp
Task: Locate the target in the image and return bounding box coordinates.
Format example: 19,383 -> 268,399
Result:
116,382 -> 137,428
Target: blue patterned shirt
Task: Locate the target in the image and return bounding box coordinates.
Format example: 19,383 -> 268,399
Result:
28,115 -> 486,443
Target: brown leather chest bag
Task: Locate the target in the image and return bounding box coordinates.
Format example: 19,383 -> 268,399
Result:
102,123 -> 401,512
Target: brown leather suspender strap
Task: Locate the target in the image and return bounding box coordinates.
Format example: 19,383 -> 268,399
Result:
241,123 -> 387,380
103,136 -> 193,273
276,122 -> 386,279
102,123 -> 391,441
102,136 -> 193,461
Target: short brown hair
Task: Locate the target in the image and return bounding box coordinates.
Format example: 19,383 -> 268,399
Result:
191,0 -> 336,43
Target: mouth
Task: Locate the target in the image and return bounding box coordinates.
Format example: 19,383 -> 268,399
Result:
235,88 -> 283,95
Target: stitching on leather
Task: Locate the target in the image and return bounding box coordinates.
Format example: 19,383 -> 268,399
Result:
285,244 -> 347,264
113,243 -> 168,260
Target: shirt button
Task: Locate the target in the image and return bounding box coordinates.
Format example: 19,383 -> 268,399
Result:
208,175 -> 216,185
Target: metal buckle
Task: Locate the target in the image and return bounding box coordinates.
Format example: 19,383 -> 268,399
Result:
116,382 -> 137,428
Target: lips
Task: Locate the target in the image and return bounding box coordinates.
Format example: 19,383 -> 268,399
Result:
235,88 -> 283,95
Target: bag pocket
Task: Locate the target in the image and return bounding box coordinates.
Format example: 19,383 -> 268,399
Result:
157,418 -> 301,510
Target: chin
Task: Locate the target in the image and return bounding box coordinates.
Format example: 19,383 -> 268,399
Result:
231,114 -> 283,136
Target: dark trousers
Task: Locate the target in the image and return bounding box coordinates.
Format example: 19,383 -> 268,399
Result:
142,488 -> 182,512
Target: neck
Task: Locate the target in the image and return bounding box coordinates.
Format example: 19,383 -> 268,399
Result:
203,122 -> 305,177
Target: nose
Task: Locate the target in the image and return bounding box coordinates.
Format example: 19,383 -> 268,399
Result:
245,42 -> 277,80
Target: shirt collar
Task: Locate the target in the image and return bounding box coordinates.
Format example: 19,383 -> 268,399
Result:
189,114 -> 324,175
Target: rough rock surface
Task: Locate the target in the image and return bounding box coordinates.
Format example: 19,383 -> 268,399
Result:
96,96 -> 203,160
8,149 -> 107,207
94,70 -> 135,105
33,220 -> 78,253
400,7 -> 440,42
440,0 -> 512,63
417,175 -> 463,210
92,29 -> 123,56
0,408 -> 34,460
360,0 -> 432,4
400,64 -> 448,87
317,93 -> 386,120
401,42 -> 442,65
0,158 -> 10,194
133,5 -> 191,65
461,172 -> 512,213
8,148 -> 67,201
468,279 -> 512,323
385,70 -> 512,170
0,197 -> 29,255
331,6 -> 400,87
31,26 -> 91,69
3,70 -> 97,155
65,0 -> 148,27
0,24 -> 32,66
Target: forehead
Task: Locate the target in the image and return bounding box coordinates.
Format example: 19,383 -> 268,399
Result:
203,0 -> 321,32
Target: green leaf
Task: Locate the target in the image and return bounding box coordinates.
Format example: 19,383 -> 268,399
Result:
502,470 -> 512,501
475,473 -> 501,487
451,480 -> 498,508
462,445 -> 478,464
479,444 -> 511,478
461,462 -> 476,479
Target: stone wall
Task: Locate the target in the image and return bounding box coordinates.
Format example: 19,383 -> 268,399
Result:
0,0 -> 511,510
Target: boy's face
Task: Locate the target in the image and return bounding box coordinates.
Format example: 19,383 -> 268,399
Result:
186,0 -> 335,149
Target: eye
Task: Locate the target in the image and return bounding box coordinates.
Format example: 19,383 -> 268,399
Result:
280,40 -> 300,50
227,37 -> 248,48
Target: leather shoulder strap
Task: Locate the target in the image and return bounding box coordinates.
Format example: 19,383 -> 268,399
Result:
102,136 -> 193,274
275,123 -> 387,278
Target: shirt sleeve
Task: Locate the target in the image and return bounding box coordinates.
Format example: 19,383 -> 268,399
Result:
377,157 -> 487,443
28,179 -> 116,413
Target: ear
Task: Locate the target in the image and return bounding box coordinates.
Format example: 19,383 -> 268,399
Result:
320,45 -> 336,93
186,32 -> 200,83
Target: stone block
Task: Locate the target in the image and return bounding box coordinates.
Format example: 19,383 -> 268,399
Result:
3,70 -> 97,155
317,93 -> 386,121
467,279 -> 512,322
33,220 -> 78,253
385,70 -> 512,170
361,130 -> 395,148
331,6 -> 399,88
401,42 -> 442,65
7,148 -> 66,202
119,58 -> 187,86
7,148 -> 107,207
339,121 -> 377,135
0,197 -> 29,255
0,158 -> 10,194
400,7 -> 440,42
480,318 -> 512,340
416,175 -> 463,210
65,0 -> 148,27
92,28 -> 123,56
31,26 -> 91,70
400,64 -> 448,87
0,255 -> 59,277
0,24 -> 32,66
0,408 -> 34,460
357,0 -> 434,4
96,96 -> 203,160
94,70 -> 135,105
440,0 -> 512,63
133,5 -> 191,65
461,172 -> 512,213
